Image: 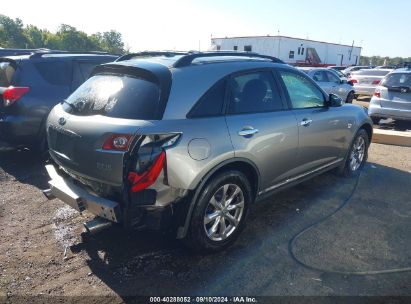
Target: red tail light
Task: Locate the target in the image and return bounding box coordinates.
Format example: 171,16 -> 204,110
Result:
372,80 -> 381,85
128,151 -> 166,192
374,89 -> 381,98
2,86 -> 30,106
102,134 -> 133,151
350,79 -> 358,84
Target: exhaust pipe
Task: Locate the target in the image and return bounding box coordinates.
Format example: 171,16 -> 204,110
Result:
84,217 -> 112,234
42,189 -> 55,200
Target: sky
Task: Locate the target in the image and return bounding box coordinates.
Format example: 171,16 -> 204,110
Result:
1,0 -> 410,57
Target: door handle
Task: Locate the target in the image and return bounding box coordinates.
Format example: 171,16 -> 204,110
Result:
238,128 -> 259,137
300,119 -> 313,127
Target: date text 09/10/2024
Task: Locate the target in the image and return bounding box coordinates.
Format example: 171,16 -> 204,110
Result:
149,296 -> 258,303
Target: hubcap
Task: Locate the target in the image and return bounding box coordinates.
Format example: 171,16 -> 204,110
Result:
203,184 -> 245,241
349,136 -> 365,171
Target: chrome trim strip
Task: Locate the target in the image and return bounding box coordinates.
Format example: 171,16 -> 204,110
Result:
258,158 -> 343,195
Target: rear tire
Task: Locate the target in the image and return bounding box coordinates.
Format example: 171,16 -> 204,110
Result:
346,91 -> 355,104
339,129 -> 369,177
182,170 -> 251,252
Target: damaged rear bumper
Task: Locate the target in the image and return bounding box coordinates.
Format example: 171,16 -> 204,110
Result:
44,164 -> 186,231
45,164 -> 121,222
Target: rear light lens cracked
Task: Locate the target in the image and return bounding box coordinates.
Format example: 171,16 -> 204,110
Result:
128,151 -> 166,193
127,133 -> 180,193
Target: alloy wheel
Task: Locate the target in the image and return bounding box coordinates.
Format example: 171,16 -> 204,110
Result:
349,136 -> 366,171
203,184 -> 245,241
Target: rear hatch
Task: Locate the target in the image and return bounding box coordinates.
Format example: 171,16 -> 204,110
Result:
379,72 -> 411,110
47,63 -> 171,187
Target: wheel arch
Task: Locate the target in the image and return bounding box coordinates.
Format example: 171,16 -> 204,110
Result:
360,122 -> 373,143
176,158 -> 261,239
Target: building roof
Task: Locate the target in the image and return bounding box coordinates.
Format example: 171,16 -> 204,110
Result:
211,35 -> 361,49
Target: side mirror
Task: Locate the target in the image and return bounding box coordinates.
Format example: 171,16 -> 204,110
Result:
327,93 -> 343,107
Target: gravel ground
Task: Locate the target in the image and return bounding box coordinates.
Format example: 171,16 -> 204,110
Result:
0,142 -> 410,302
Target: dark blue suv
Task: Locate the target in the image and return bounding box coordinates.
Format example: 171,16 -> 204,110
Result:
0,51 -> 118,151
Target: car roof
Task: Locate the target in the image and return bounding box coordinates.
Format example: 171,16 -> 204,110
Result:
1,52 -> 118,62
114,51 -> 285,69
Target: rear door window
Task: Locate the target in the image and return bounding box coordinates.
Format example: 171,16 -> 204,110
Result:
64,74 -> 161,120
34,61 -> 72,86
0,61 -> 16,87
227,71 -> 284,114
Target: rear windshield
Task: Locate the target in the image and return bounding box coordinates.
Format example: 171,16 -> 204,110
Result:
353,70 -> 392,76
64,74 -> 160,120
0,61 -> 16,87
381,73 -> 411,88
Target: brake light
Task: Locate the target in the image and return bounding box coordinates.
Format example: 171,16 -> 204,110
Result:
350,79 -> 358,84
128,151 -> 166,192
374,89 -> 381,98
102,134 -> 133,151
372,80 -> 381,85
2,86 -> 30,107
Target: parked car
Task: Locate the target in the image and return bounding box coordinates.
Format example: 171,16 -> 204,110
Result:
342,65 -> 373,77
329,66 -> 347,72
0,51 -> 118,152
300,67 -> 355,103
43,51 -> 373,251
349,69 -> 393,98
368,69 -> 411,123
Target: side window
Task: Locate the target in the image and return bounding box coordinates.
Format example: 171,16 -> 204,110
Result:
227,71 -> 284,115
279,70 -> 325,109
326,71 -> 340,83
312,71 -> 327,82
188,80 -> 226,118
34,61 -> 71,86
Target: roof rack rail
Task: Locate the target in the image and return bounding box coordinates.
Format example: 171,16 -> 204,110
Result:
172,51 -> 285,68
115,51 -> 192,62
29,50 -> 111,58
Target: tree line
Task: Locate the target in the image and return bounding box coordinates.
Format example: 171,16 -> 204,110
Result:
0,14 -> 126,54
359,55 -> 411,67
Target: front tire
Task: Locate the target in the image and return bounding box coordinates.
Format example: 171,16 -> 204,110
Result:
346,91 -> 355,104
339,129 -> 369,177
183,170 -> 251,252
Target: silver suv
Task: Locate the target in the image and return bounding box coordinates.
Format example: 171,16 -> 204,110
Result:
44,51 -> 373,251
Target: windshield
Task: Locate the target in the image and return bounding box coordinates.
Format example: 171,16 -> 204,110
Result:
0,61 -> 16,87
381,73 -> 411,88
64,74 -> 161,120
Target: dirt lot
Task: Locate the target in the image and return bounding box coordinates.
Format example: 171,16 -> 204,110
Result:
1,140 -> 411,302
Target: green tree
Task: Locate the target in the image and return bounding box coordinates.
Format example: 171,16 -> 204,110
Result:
0,14 -> 28,48
93,30 -> 124,54
0,14 -> 126,54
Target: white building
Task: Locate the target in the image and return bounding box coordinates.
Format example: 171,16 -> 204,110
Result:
211,35 -> 361,66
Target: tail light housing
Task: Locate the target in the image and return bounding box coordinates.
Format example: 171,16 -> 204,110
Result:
2,86 -> 30,107
372,80 -> 381,85
102,134 -> 133,151
350,79 -> 358,84
374,89 -> 381,98
128,151 -> 166,192
127,133 -> 180,193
